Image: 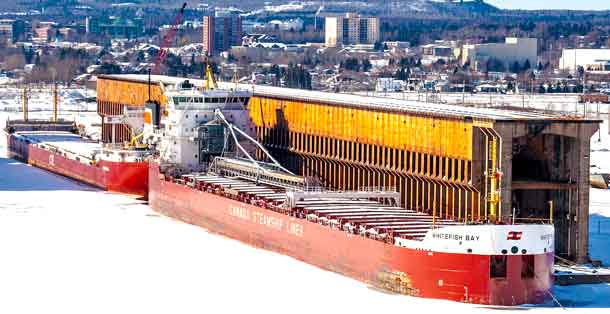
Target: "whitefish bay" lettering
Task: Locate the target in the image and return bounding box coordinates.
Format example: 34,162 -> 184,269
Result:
432,232 -> 480,241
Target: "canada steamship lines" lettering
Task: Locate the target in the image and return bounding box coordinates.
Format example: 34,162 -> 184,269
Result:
228,204 -> 304,237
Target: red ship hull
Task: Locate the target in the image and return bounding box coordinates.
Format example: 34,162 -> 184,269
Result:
148,163 -> 553,305
7,134 -> 149,198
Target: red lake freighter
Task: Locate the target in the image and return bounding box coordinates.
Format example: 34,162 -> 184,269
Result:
141,73 -> 555,305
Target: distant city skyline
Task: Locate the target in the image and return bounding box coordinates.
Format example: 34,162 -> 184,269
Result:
487,0 -> 609,10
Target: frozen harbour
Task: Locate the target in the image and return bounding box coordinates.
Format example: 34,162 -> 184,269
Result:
1,89 -> 610,313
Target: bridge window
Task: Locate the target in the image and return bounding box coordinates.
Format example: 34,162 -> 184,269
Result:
490,255 -> 507,279
521,255 -> 535,278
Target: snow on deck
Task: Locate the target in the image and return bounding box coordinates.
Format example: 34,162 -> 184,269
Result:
16,131 -> 101,157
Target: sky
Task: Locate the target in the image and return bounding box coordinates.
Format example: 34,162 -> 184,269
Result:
486,0 -> 609,10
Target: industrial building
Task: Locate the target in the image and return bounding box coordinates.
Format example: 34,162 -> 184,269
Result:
559,49 -> 610,72
325,13 -> 379,48
461,38 -> 538,71
203,11 -> 243,56
96,74 -> 599,263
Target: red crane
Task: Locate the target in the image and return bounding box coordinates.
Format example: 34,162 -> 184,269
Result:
152,2 -> 187,74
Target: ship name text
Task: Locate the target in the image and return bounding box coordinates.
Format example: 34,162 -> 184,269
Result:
432,233 -> 480,242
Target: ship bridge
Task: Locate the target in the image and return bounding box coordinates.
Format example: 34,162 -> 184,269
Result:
96,74 -> 599,262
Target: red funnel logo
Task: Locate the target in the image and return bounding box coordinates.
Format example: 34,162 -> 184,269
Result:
507,231 -> 522,240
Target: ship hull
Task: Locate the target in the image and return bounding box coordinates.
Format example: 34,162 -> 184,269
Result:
148,163 -> 553,305
7,133 -> 149,198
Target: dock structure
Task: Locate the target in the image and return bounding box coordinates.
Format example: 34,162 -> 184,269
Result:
96,74 -> 600,262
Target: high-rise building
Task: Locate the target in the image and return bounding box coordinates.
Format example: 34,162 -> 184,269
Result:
203,12 -> 242,56
325,13 -> 379,48
0,19 -> 25,46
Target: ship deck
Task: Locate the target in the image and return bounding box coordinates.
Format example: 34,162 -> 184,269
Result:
14,131 -> 99,158
12,131 -> 148,163
178,173 -> 462,243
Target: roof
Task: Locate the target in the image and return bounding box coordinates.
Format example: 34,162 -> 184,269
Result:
97,74 -> 600,123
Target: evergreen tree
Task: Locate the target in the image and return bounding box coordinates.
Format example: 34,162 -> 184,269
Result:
510,61 -> 521,73
394,68 -> 404,80
22,47 -> 34,64
362,59 -> 372,72
462,60 -> 470,71
577,66 -> 585,78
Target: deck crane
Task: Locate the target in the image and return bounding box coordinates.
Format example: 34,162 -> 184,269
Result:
152,2 -> 187,75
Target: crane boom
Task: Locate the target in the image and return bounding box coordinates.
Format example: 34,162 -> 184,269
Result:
152,2 -> 187,74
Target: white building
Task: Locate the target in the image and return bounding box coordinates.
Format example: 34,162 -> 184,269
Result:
559,49 -> 610,72
267,19 -> 303,31
385,41 -> 410,53
462,38 -> 538,71
376,78 -> 404,92
325,13 -> 379,48
421,44 -> 455,65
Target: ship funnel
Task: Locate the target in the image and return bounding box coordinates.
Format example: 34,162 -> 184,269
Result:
144,68 -> 161,128
145,101 -> 161,128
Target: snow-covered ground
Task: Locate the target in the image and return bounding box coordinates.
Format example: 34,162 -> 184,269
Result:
0,86 -> 96,113
0,86 -> 101,139
0,88 -> 609,312
589,114 -> 610,266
